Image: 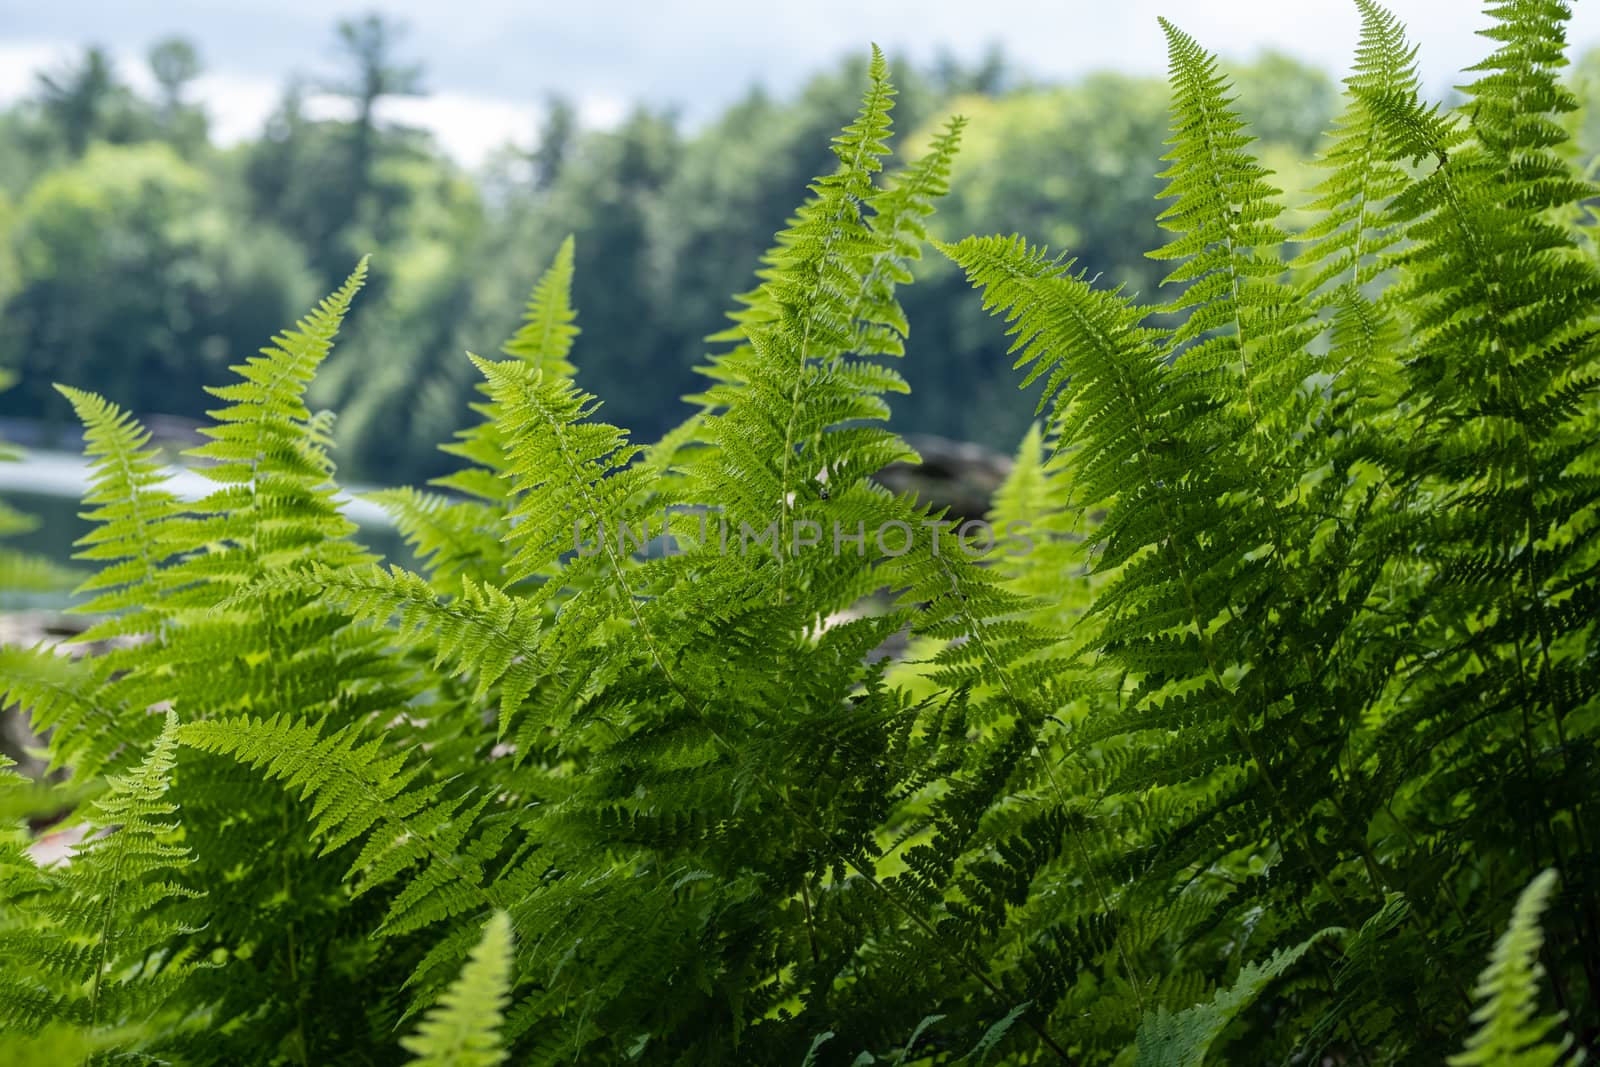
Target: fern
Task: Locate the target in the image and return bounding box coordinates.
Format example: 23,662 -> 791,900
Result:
5,12 -> 1600,1065
0,711 -> 202,1051
1451,869 -> 1580,1067
1133,932 -> 1333,1067
399,911 -> 514,1067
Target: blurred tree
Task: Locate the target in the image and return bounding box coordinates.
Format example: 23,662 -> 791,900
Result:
1228,51 -> 1338,154
323,13 -> 425,217
312,152 -> 488,480
354,105 -> 682,482
248,12 -> 439,285
33,47 -> 149,158
247,79 -> 365,280
930,43 -> 1013,97
0,34 -> 1408,487
0,192 -> 17,310
146,38 -> 208,154
148,38 -> 201,117
531,96 -> 577,192
0,143 -> 316,428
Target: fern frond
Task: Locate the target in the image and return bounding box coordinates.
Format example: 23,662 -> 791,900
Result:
685,47 -> 927,610
436,239 -> 581,507
180,258 -> 374,581
472,355 -> 651,586
1291,0 -> 1418,302
0,711 -> 201,1045
502,235 -> 579,379
1449,869 -> 1577,1066
1151,18 -> 1315,435
1134,931 -> 1334,1067
240,561 -> 545,737
400,911 -> 514,1067
54,386 -> 188,624
177,713 -> 520,936
0,644 -> 145,780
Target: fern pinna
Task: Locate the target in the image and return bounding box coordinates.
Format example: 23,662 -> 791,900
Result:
1,4 -> 1598,1064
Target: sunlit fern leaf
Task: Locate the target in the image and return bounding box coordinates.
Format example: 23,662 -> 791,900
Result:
0,755 -> 50,914
682,46 -> 925,612
53,386 -> 187,625
502,235 -> 579,380
1449,869 -> 1578,1067
472,355 -> 652,587
1150,18 -> 1317,439
181,258 -> 374,582
436,237 -> 580,508
0,1023 -> 122,1066
1291,0 -> 1419,303
400,910 -> 514,1067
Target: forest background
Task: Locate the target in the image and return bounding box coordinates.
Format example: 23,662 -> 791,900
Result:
5,7 -> 1600,488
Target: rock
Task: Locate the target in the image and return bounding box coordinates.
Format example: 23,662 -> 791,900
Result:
872,434 -> 1013,524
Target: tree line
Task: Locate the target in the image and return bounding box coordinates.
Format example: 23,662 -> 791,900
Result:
2,11 -> 1592,487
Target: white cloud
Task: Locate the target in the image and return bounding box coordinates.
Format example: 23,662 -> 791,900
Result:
0,40 -> 635,167
0,42 -> 80,100
4,0 -> 1600,168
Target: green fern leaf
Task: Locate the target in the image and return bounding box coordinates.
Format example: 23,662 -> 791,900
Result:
1134,932 -> 1333,1067
1449,870 -> 1578,1067
400,910 -> 515,1067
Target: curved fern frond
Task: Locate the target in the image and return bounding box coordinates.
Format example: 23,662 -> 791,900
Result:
1449,869 -> 1577,1067
400,911 -> 514,1067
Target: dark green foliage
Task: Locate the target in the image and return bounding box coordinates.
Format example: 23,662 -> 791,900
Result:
1,5 -> 1598,1064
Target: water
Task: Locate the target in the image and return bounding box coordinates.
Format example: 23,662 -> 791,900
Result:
2,450 -> 413,608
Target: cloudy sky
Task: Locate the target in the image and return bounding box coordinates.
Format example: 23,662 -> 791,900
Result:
3,1 -> 1599,165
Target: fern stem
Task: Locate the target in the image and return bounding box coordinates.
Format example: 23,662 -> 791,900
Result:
86,818 -> 129,1033
283,797 -> 310,1067
799,877 -> 820,965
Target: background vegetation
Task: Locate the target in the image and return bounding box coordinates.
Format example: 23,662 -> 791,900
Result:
0,14 -> 1358,483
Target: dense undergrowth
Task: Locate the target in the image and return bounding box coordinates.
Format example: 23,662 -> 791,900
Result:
1,1 -> 1598,1063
